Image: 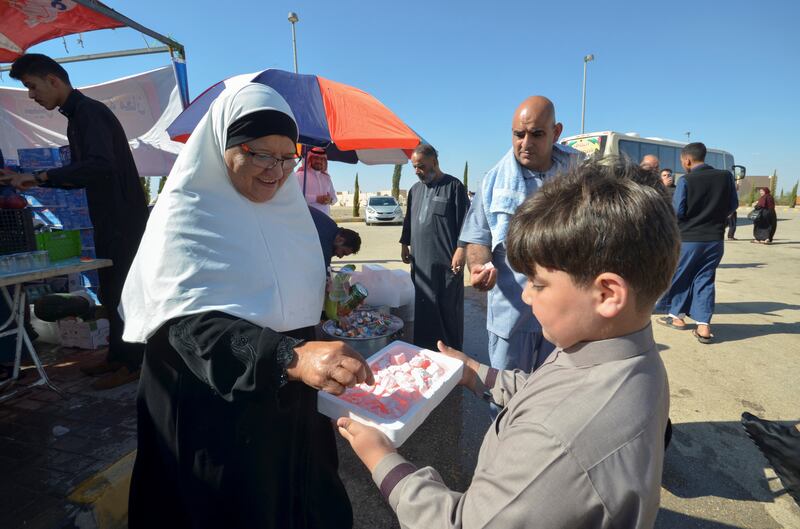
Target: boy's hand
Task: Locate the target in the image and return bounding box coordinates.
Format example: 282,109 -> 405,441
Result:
337,417 -> 396,472
437,340 -> 479,392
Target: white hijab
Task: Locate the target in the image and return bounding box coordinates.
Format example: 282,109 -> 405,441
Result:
120,83 -> 325,343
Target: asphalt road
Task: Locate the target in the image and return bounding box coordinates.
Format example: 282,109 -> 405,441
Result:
333,207 -> 800,529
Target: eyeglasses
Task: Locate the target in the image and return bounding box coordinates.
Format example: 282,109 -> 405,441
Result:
240,144 -> 300,172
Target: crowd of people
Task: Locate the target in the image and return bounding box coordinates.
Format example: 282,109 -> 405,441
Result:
0,51 -> 793,528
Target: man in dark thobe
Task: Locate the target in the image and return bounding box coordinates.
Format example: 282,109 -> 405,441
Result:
3,54 -> 148,389
400,144 -> 469,350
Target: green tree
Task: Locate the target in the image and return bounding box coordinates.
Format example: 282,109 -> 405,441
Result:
157,176 -> 167,194
747,184 -> 758,207
352,173 -> 360,217
391,164 -> 402,200
770,170 -> 777,197
140,177 -> 151,205
789,180 -> 798,208
463,161 -> 469,190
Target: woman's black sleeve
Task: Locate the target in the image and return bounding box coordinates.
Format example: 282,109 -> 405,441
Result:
166,311 -> 303,403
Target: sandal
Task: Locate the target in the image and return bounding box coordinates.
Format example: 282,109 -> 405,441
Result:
657,316 -> 688,330
692,329 -> 714,344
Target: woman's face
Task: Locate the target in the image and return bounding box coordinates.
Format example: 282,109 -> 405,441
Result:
224,134 -> 297,203
760,188 -> 766,196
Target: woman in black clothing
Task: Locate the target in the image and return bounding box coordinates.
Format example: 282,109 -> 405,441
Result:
119,83 -> 372,529
751,187 -> 777,244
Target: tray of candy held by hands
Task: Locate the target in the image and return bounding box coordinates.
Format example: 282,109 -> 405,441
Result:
317,340 -> 463,446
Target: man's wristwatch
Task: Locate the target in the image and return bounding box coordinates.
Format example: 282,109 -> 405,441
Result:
32,170 -> 47,185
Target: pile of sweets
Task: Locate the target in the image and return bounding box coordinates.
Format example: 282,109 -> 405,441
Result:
331,310 -> 390,338
338,349 -> 447,419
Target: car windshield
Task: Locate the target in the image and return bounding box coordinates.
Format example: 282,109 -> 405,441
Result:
369,197 -> 397,206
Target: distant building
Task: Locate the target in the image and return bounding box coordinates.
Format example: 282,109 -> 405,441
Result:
737,176 -> 771,203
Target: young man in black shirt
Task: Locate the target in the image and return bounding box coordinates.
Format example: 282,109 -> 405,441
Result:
1,54 -> 148,389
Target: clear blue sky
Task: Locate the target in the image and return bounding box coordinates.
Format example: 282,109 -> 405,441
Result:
3,0 -> 798,194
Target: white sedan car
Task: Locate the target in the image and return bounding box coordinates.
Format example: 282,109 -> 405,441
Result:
365,196 -> 403,225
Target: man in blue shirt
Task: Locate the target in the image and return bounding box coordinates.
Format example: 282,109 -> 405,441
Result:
658,142 -> 738,344
459,96 -> 582,373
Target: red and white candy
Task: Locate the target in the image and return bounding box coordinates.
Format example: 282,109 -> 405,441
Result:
338,349 -> 446,419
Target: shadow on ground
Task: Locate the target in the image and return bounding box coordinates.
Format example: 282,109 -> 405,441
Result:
655,509 -> 755,528
662,420 -> 800,504
702,321 -> 799,344
717,262 -> 766,269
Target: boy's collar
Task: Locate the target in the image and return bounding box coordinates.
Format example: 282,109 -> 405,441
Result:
553,323 -> 656,367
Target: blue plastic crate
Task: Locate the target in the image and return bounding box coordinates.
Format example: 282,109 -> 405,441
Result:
17,148 -> 62,170
59,145 -> 71,165
79,229 -> 95,248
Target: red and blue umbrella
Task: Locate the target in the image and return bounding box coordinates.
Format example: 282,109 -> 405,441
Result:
167,69 -> 425,164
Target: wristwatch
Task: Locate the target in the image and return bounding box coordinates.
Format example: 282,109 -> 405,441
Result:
32,170 -> 47,185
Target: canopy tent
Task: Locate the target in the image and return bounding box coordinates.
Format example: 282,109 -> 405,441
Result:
0,0 -> 125,63
0,0 -> 189,176
0,0 -> 189,108
0,66 -> 184,176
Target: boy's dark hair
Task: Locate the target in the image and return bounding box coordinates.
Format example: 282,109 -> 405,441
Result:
681,142 -> 706,162
506,158 -> 680,311
337,228 -> 361,253
9,54 -> 70,84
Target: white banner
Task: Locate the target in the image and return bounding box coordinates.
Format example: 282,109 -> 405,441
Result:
0,65 -> 183,176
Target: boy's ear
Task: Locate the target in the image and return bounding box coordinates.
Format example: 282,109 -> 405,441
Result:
592,272 -> 629,319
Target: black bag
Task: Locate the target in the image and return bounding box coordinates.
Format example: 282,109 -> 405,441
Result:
747,208 -> 762,221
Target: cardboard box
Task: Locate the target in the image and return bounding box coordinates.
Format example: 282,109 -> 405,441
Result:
58,318 -> 109,350
17,148 -> 63,170
317,340 -> 463,446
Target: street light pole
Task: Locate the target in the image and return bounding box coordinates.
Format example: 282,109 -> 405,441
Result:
685,131 -> 691,142
581,54 -> 595,135
288,12 -> 299,74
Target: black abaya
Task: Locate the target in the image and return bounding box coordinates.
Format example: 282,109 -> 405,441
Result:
128,311 -> 352,529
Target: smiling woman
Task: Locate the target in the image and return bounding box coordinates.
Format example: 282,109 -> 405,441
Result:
120,83 -> 371,529
223,116 -> 300,202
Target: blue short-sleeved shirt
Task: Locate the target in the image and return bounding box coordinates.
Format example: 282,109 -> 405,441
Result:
459,145 -> 583,339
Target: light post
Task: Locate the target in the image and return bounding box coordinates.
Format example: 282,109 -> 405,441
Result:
288,11 -> 299,74
581,54 -> 594,135
685,131 -> 691,142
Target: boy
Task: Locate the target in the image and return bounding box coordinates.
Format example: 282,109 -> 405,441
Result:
338,159 -> 680,528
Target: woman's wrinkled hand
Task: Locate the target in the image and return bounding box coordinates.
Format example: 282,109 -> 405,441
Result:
337,417 -> 396,472
287,341 -> 374,395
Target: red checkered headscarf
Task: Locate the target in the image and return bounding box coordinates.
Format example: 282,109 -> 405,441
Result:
302,147 -> 328,174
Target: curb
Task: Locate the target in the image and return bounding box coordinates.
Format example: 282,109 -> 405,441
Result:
68,451 -> 136,529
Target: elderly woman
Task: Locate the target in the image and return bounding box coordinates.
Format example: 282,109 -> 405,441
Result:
751,187 -> 777,244
120,84 -> 371,528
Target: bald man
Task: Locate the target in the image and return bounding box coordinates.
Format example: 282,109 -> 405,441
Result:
459,96 -> 583,377
640,154 -> 660,172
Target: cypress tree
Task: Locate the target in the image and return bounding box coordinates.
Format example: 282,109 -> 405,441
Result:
789,181 -> 798,209
140,177 -> 151,205
463,161 -> 469,190
391,164 -> 402,200
353,173 -> 360,217
770,170 -> 778,197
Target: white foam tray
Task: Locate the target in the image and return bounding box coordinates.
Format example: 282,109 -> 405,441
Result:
317,340 -> 463,447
